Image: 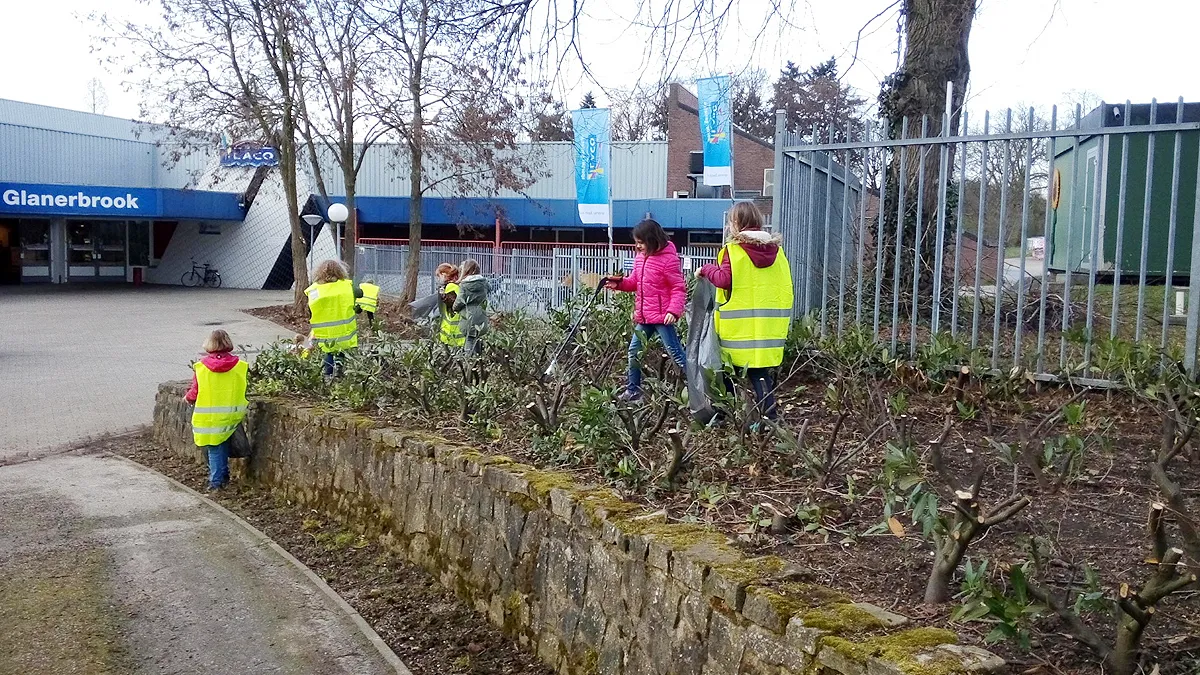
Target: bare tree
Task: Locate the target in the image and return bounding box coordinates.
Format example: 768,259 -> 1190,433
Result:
369,0 -> 538,304
610,83 -> 667,142
529,94 -> 573,141
294,0 -> 393,277
97,0 -> 312,305
84,78 -> 110,114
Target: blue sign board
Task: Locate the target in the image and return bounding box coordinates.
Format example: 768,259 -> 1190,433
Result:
570,108 -> 612,225
220,143 -> 280,167
1,182 -> 160,217
697,76 -> 733,187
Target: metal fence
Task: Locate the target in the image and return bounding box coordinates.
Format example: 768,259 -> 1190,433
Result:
775,98 -> 1200,376
355,240 -> 721,314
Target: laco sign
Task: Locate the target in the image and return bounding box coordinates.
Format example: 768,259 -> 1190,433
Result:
220,144 -> 279,167
0,182 -> 160,217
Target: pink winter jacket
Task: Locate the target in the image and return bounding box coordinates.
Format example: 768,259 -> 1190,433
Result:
613,241 -> 687,324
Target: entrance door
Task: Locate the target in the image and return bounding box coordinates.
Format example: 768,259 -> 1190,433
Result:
0,220 -> 17,284
68,220 -> 128,281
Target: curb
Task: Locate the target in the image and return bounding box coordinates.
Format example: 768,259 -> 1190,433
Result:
107,453 -> 413,675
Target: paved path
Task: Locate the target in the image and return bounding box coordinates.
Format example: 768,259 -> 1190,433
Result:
0,286 -> 292,459
0,451 -> 400,675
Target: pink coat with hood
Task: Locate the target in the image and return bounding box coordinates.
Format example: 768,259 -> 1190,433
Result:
614,241 -> 687,324
185,351 -> 243,403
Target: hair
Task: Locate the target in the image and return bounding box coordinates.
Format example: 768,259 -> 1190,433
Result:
204,329 -> 234,354
631,219 -> 669,254
293,333 -> 307,344
314,259 -> 349,284
727,201 -> 764,235
460,259 -> 481,277
436,263 -> 460,281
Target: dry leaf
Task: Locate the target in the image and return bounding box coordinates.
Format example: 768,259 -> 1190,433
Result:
887,516 -> 906,538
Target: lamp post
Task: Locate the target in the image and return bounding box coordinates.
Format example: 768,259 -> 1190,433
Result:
327,203 -> 349,261
301,213 -> 323,273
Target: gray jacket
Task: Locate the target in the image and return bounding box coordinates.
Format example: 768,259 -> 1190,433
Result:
452,274 -> 489,337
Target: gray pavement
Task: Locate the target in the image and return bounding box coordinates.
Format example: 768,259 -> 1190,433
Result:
0,451 -> 398,674
0,285 -> 292,459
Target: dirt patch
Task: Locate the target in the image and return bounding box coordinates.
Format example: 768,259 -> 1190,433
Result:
244,300 -> 425,340
0,549 -> 130,675
115,434 -> 553,675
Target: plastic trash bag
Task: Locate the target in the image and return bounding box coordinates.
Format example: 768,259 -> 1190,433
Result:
685,279 -> 722,424
408,292 -> 441,318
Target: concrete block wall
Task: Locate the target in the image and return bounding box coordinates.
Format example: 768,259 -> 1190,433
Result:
154,383 -> 1003,675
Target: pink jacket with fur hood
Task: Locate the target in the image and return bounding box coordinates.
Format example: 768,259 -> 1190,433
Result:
613,241 -> 687,324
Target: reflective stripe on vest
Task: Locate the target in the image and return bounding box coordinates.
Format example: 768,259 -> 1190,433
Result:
191,360 -> 249,447
306,279 -> 359,353
439,282 -> 465,346
357,282 -> 380,312
714,243 -> 793,369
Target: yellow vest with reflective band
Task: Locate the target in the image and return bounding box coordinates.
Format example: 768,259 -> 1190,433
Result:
714,243 -> 793,368
356,282 -> 380,313
439,282 -> 465,346
306,279 -> 359,353
191,360 -> 249,446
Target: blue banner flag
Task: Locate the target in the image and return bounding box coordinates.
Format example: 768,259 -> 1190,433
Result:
571,108 -> 612,224
696,76 -> 733,187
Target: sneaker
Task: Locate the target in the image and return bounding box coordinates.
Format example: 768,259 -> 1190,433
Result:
616,389 -> 643,403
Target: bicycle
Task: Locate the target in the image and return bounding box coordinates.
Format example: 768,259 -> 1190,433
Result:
181,258 -> 222,288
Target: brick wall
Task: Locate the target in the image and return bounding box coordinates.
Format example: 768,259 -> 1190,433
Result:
666,83 -> 776,199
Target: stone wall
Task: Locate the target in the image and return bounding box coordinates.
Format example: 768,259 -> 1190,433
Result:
154,383 -> 1003,675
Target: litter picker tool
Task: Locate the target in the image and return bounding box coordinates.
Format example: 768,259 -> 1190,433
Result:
542,277 -> 616,380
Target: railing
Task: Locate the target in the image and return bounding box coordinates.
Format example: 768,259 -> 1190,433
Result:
774,98 -> 1200,376
356,241 -> 721,314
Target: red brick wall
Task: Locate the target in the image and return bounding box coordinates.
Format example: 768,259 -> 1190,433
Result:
665,83 -> 775,198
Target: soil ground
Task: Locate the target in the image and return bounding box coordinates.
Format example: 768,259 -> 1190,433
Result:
245,299 -> 425,341
117,434 -> 553,675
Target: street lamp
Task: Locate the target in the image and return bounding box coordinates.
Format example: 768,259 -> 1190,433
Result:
301,213 -> 323,272
327,203 -> 349,259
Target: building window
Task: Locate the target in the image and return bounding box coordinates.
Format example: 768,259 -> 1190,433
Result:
199,221 -> 221,235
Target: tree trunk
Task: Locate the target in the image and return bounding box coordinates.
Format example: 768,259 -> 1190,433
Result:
879,0 -> 975,320
341,84 -> 357,277
1106,616 -> 1144,675
402,137 -> 423,305
281,111 -> 310,308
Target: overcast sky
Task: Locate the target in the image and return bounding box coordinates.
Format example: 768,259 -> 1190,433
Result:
2,0 -> 1196,123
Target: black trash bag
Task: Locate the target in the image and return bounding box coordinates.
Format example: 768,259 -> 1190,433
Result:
685,279 -> 723,424
228,424 -> 253,459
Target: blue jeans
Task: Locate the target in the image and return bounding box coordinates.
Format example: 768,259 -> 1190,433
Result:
205,438 -> 231,489
322,351 -> 343,377
724,368 -> 779,420
626,324 -> 687,393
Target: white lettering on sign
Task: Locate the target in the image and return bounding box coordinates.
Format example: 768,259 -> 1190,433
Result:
2,189 -> 141,210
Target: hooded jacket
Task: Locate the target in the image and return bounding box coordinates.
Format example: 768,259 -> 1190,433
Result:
185,351 -> 243,403
452,274 -> 490,337
613,241 -> 687,324
697,229 -> 782,292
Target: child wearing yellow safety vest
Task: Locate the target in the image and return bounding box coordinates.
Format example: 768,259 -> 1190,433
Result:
356,278 -> 381,327
695,202 -> 793,421
436,262 -> 464,347
306,259 -> 363,377
185,329 -> 248,491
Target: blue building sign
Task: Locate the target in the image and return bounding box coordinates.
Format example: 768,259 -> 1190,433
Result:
220,143 -> 279,167
1,182 -> 160,217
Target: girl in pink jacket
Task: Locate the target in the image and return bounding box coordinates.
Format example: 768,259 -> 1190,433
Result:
604,219 -> 688,402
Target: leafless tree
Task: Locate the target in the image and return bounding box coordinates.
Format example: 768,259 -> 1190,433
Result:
368,0 -> 539,304
84,78 -> 109,114
96,0 -> 313,305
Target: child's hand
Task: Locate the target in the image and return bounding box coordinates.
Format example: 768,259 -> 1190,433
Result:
664,313 -> 678,325
602,276 -> 621,290
694,268 -> 705,279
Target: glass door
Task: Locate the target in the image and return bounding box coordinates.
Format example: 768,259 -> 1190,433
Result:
68,220 -> 128,281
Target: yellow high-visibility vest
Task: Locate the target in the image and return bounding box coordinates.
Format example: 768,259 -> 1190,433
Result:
439,282 -> 465,347
714,243 -> 793,368
191,360 -> 249,446
357,282 -> 380,313
306,279 -> 359,353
